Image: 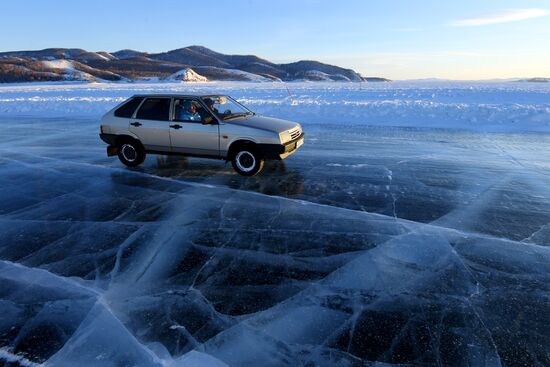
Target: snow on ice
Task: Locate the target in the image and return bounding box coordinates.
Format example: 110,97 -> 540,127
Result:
0,80 -> 549,132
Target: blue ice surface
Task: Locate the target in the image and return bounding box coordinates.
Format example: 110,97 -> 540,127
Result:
0,82 -> 550,366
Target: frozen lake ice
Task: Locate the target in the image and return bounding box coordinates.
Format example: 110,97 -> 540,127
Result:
0,82 -> 549,366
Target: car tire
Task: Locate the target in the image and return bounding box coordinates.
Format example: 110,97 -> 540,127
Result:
117,140 -> 145,167
231,147 -> 264,176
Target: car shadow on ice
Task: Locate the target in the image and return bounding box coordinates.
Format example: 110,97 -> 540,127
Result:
129,155 -> 306,197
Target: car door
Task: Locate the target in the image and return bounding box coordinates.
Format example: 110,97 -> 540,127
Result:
169,98 -> 220,156
129,97 -> 171,151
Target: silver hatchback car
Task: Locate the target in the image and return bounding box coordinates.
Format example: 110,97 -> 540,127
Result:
99,94 -> 304,176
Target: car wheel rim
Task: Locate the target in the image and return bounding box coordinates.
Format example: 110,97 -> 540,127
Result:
235,151 -> 255,172
121,144 -> 137,162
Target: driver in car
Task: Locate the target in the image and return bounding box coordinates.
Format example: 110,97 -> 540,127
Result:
178,100 -> 201,121
203,97 -> 219,114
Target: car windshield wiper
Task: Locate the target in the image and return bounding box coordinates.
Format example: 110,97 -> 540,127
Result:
224,113 -> 251,120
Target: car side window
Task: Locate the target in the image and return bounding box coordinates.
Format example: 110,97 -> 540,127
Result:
115,97 -> 144,118
173,98 -> 214,123
135,98 -> 170,121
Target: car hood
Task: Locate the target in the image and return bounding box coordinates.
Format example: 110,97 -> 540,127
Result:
226,115 -> 298,133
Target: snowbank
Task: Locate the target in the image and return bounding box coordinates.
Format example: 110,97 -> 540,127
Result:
0,81 -> 549,132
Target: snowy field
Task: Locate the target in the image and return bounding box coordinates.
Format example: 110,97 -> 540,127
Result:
0,82 -> 550,366
1,80 -> 550,132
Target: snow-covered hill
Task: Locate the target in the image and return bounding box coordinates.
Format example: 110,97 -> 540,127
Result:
165,68 -> 209,82
40,60 -> 109,82
0,46 -> 367,83
194,67 -> 279,82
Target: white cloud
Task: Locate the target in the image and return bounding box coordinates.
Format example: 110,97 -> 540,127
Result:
451,8 -> 549,27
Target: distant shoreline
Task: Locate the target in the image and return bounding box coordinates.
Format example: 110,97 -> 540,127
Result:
1,79 -> 549,87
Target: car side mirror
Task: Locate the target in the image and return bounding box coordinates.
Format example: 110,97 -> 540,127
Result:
203,116 -> 215,125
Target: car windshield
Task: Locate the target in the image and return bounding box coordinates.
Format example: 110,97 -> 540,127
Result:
201,95 -> 253,120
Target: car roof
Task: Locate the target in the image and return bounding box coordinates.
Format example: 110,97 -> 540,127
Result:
130,93 -> 226,98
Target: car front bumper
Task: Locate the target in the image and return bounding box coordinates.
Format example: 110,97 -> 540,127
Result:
259,133 -> 304,160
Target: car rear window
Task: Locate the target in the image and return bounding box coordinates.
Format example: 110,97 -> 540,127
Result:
114,97 -> 144,118
135,98 -> 171,121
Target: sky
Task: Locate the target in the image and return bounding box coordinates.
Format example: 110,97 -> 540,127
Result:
1,0 -> 549,80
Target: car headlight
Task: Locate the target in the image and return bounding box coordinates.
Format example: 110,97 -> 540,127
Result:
279,131 -> 291,144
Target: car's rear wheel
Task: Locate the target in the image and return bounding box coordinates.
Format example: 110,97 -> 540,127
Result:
117,140 -> 145,167
231,148 -> 264,176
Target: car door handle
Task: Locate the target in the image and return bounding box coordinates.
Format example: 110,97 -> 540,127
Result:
170,124 -> 182,129
130,122 -> 142,127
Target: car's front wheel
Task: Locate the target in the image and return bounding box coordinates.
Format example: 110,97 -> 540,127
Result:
117,140 -> 145,167
231,148 -> 264,176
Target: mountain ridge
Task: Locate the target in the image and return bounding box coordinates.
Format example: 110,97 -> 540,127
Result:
0,46 -> 381,83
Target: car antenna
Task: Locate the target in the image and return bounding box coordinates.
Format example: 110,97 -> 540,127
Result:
280,80 -> 296,104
